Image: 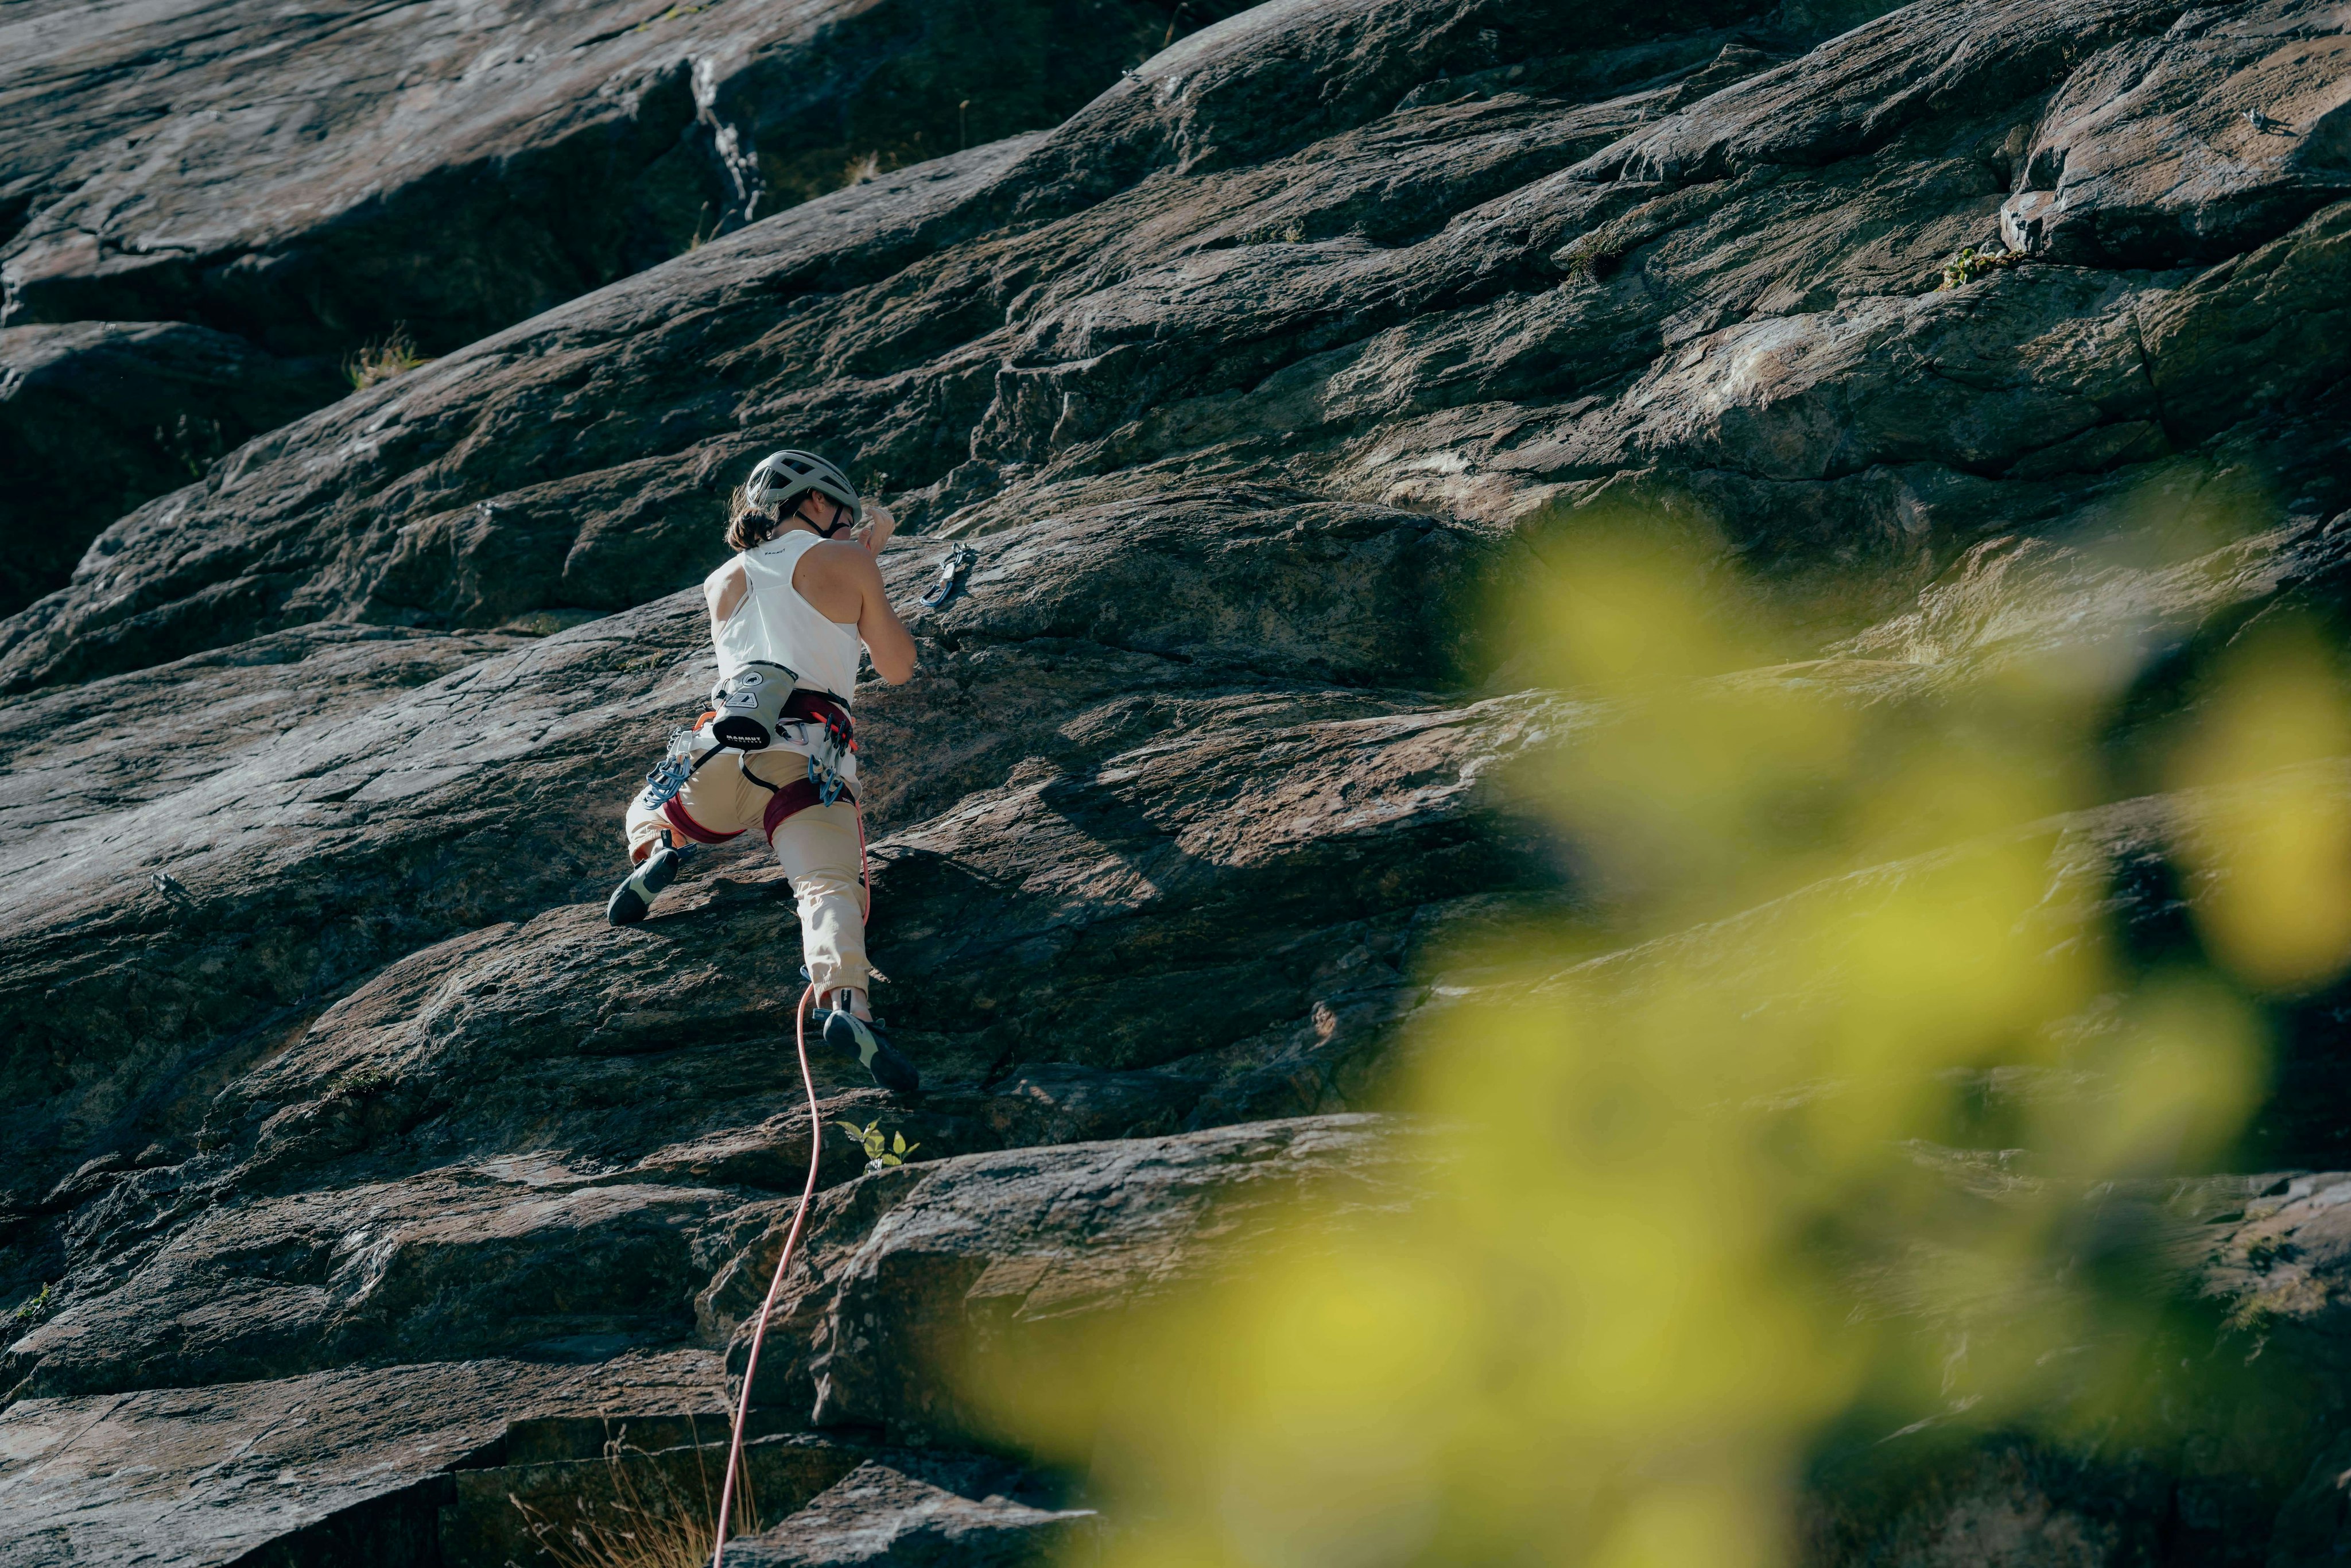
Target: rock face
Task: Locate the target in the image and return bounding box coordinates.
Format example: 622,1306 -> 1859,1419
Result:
0,0 -> 1228,615
0,1350 -> 728,1567
11,0 -> 2351,688
5,0 -> 2351,1561
1796,1166 -> 2351,1568
723,1453 -> 1095,1568
1,0 -> 1227,354
0,323 -> 344,612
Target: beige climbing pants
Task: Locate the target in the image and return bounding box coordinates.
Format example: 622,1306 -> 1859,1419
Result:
622,747 -> 870,997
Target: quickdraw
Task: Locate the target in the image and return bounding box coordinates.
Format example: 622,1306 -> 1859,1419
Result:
639,727 -> 719,811
921,545 -> 977,609
800,701 -> 855,805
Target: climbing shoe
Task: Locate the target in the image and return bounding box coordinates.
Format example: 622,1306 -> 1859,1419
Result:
823,1009 -> 921,1095
606,840 -> 688,925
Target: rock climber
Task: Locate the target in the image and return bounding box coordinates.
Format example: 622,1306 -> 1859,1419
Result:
606,449 -> 922,1093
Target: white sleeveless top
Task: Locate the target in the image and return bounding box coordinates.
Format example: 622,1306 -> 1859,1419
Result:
706,531 -> 863,701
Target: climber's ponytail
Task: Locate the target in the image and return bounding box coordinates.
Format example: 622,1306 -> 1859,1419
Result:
726,483 -> 781,553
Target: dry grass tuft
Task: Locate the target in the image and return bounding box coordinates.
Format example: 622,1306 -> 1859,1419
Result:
511,1426 -> 760,1568
344,326 -> 429,391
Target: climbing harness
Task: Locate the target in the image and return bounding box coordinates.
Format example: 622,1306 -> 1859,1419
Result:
711,983 -> 823,1568
636,684 -> 869,919
920,545 -> 977,610
637,662 -> 857,814
714,687 -> 856,809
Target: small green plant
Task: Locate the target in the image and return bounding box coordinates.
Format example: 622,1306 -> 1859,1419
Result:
343,325 -> 429,391
325,1065 -> 395,1103
1938,244 -> 2022,290
1243,218 -> 1309,245
836,1119 -> 919,1172
9,1282 -> 55,1329
1554,232 -> 1625,280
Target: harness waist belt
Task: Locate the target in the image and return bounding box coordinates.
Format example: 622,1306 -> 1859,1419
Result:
781,688 -> 851,734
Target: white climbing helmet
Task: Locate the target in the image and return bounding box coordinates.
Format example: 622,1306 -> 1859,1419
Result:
743,449 -> 861,533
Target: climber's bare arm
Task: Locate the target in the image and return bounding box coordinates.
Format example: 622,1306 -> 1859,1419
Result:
791,514 -> 918,685
848,502 -> 915,683
850,548 -> 917,684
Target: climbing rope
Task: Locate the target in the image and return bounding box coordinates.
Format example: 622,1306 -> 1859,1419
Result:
708,803 -> 874,1566
711,982 -> 822,1568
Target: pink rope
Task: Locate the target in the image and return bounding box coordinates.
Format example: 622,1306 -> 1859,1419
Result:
711,982 -> 823,1567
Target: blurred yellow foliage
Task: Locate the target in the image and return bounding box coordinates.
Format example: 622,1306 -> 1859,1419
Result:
2167,621 -> 2351,990
954,495 -> 2344,1566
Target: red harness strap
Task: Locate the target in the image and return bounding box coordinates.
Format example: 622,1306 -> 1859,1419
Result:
781,688 -> 852,735
744,689 -> 856,840
759,775 -> 856,842
660,797 -> 744,846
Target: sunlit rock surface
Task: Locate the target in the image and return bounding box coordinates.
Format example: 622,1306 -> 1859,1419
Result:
0,0 -> 1239,612
7,0 -> 2351,1559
